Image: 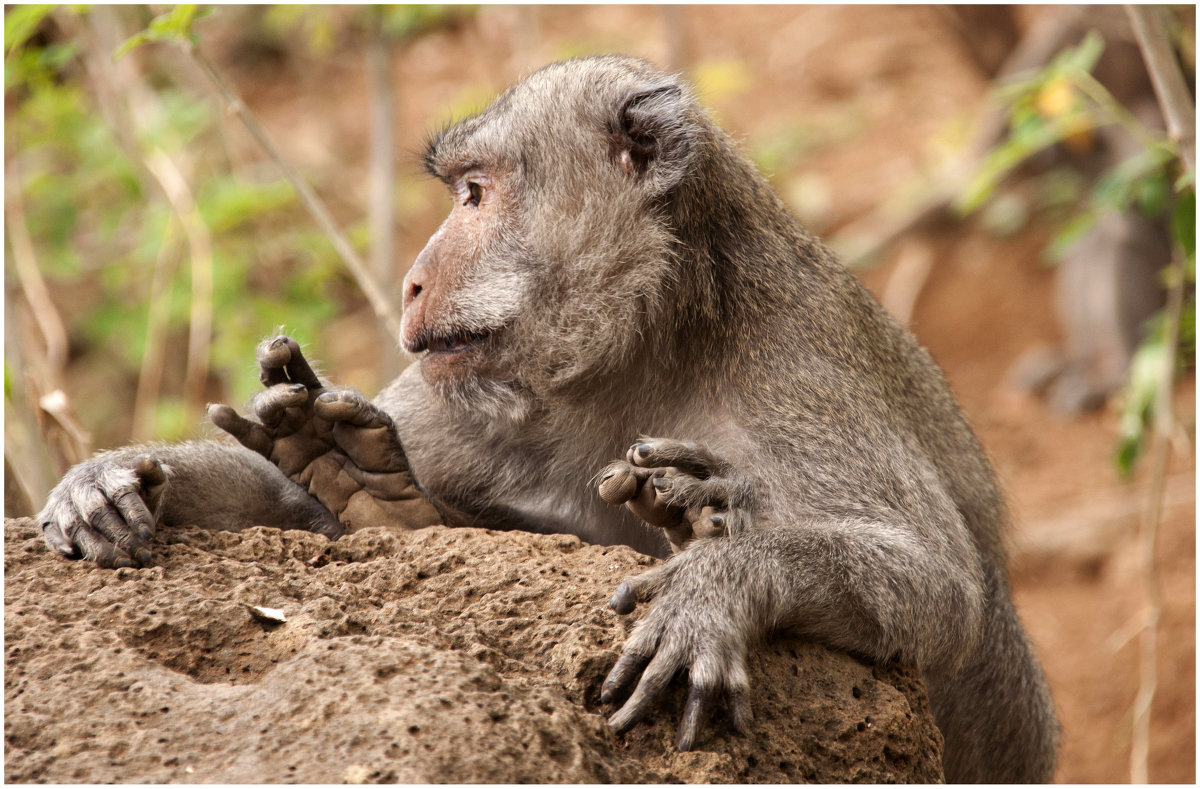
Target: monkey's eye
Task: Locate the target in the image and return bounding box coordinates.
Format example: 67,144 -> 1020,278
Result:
465,181 -> 484,207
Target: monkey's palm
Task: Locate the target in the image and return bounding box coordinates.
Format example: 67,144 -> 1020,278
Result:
209,336 -> 442,533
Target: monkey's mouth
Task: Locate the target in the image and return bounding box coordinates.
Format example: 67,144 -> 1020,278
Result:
412,329 -> 493,356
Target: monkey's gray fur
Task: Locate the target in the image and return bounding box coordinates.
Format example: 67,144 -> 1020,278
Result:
37,56 -> 1058,782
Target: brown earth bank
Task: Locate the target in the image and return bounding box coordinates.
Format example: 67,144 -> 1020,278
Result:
4,516 -> 943,784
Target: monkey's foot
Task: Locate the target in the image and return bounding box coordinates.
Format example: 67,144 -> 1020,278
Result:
597,438 -> 753,552
210,335 -> 443,532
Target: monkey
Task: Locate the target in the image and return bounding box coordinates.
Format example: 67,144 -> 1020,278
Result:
35,56 -> 1058,782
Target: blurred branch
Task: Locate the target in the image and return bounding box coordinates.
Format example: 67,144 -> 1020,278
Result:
1126,5 -> 1196,174
1121,10 -> 1193,781
188,46 -> 404,341
1127,252 -> 1185,784
85,7 -> 212,428
132,218 -> 182,441
367,17 -> 401,380
5,175 -> 70,378
143,148 -> 215,417
5,156 -> 93,486
832,5 -> 1083,266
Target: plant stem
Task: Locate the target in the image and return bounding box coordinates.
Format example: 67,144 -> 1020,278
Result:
1123,7 -> 1193,781
1126,5 -> 1196,173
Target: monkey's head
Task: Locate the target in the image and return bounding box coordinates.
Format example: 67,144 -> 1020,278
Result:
403,56 -> 711,413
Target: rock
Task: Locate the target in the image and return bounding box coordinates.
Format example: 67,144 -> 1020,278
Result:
4,517 -> 943,782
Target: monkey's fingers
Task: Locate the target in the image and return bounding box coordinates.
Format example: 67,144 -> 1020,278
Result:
317,390 -> 410,473
66,517 -> 139,569
42,518 -> 77,558
257,335 -> 323,390
208,403 -> 274,458
626,471 -> 686,529
600,651 -> 651,707
84,499 -> 152,567
608,563 -> 673,615
64,484 -> 145,568
597,461 -> 650,504
107,486 -> 156,559
607,648 -> 682,734
676,659 -> 754,750
727,684 -> 754,734
626,438 -> 731,478
676,683 -> 711,751
252,383 -> 310,429
132,454 -> 168,514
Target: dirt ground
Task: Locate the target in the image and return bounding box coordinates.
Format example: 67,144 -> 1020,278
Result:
10,4 -> 1196,783
5,518 -> 944,783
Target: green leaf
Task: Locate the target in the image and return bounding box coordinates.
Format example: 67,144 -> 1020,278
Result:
4,4 -> 56,55
1114,335 -> 1167,476
116,4 -> 211,58
114,31 -> 151,60
1052,30 -> 1105,77
1135,171 -> 1170,218
1171,188 -> 1196,260
1045,209 -> 1099,262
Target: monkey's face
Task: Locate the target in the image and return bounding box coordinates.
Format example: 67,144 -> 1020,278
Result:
401,160 -> 533,394
405,57 -> 700,404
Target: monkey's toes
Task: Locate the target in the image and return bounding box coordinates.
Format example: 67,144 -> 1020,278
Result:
313,389 -> 388,428
598,462 -> 643,503
257,335 -> 323,389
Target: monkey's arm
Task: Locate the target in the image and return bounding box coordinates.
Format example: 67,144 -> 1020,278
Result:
209,335 -> 443,533
598,439 -> 986,751
38,440 -> 342,569
605,514 -> 986,749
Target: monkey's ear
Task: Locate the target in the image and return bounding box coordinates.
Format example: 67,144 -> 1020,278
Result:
612,84 -> 694,194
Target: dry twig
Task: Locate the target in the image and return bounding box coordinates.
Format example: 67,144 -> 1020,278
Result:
1126,5 -> 1196,173
1121,6 -> 1193,782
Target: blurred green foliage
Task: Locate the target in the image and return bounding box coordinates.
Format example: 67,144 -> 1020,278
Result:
6,3 -> 480,451
961,30 -> 1196,475
4,5 -> 354,444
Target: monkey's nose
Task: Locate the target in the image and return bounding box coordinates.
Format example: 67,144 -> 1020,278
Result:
403,275 -> 424,310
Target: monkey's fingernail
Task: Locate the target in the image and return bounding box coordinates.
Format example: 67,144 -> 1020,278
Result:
317,392 -> 336,402
600,689 -> 615,705
289,383 -> 307,393
600,470 -> 616,482
138,526 -> 154,542
634,443 -> 651,458
709,514 -> 725,527
114,556 -> 136,569
136,549 -> 153,566
652,477 -> 670,492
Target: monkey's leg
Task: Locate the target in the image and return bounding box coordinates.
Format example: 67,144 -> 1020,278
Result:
210,335 -> 442,532
597,438 -> 755,551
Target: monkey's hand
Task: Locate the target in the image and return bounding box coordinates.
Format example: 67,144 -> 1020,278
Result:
208,335 -> 442,532
38,452 -> 168,569
601,535 -> 776,751
597,438 -> 755,552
